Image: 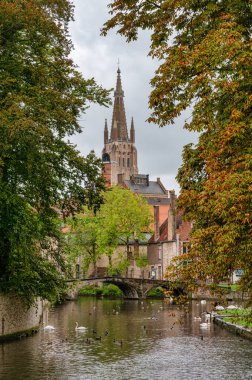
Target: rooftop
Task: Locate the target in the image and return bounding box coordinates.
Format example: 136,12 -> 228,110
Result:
124,177 -> 168,196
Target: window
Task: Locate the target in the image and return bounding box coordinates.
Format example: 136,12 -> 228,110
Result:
76,264 -> 80,279
158,245 -> 162,260
182,242 -> 188,254
127,158 -> 130,167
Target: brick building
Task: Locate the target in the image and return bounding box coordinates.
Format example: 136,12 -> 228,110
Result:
148,207 -> 193,280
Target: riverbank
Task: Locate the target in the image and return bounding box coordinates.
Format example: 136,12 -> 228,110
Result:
0,294 -> 44,342
214,316 -> 252,341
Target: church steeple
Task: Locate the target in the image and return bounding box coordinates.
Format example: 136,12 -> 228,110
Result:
110,68 -> 128,141
102,67 -> 138,186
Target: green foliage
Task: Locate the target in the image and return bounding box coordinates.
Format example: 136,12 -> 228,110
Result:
65,186 -> 151,276
107,257 -> 130,277
78,284 -> 123,298
147,287 -> 165,298
101,284 -> 123,297
103,0 -> 252,312
136,255 -> 148,269
136,254 -> 148,278
78,285 -> 102,296
216,284 -> 241,292
98,186 -> 152,262
0,0 -> 110,304
217,308 -> 250,317
64,207 -> 103,277
223,317 -> 252,329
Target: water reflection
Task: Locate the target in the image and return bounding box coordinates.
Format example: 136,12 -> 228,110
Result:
0,298 -> 251,380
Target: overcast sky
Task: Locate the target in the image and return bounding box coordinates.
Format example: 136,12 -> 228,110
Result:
69,0 -> 197,193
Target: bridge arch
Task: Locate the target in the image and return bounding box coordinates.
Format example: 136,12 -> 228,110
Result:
66,277 -> 185,300
102,278 -> 139,298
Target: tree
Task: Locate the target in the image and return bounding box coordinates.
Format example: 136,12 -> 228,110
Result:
136,254 -> 149,279
0,0 -> 110,304
65,186 -> 152,277
65,208 -> 102,278
102,1 -> 252,307
98,186 -> 152,272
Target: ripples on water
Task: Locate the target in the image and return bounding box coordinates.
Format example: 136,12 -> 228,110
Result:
0,298 -> 251,380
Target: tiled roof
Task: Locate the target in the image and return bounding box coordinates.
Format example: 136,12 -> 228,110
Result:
149,218 -> 168,243
124,180 -> 166,195
147,198 -> 170,206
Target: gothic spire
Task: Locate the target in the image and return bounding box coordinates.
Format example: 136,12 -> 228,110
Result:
110,67 -> 128,141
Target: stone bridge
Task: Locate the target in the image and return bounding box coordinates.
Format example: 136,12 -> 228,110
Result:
66,277 -> 184,299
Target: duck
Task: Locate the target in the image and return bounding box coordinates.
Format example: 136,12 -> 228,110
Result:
113,338 -> 123,346
75,322 -> 87,331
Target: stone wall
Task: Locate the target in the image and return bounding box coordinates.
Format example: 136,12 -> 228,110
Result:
214,316 -> 252,341
0,294 -> 44,341
83,244 -> 149,279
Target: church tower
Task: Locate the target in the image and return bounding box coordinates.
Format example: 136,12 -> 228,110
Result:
102,68 -> 138,186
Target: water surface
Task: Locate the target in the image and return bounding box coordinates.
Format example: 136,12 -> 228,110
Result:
0,298 -> 251,379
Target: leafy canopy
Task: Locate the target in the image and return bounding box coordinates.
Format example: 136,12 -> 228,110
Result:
65,207 -> 102,277
0,0 -> 110,304
98,186 -> 152,254
103,0 -> 252,305
66,186 -> 152,276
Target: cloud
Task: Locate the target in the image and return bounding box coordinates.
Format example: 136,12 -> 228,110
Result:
69,0 -> 198,193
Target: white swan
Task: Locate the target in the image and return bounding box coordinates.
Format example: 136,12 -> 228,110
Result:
75,322 -> 87,331
215,305 -> 225,311
227,305 -> 238,310
200,322 -> 210,328
43,324 -> 55,331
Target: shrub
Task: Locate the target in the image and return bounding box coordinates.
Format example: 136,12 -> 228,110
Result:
78,285 -> 100,296
78,283 -> 123,297
147,287 -> 165,298
102,284 -> 123,297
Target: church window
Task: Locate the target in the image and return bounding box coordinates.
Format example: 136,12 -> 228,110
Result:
123,158 -> 125,167
127,158 -> 130,167
102,153 -> 110,163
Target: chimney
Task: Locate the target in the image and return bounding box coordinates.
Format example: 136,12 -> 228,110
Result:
167,190 -> 176,240
154,206 -> 160,241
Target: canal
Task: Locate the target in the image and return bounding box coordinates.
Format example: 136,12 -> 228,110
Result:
0,298 -> 251,380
